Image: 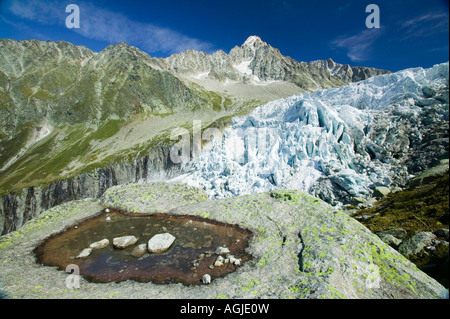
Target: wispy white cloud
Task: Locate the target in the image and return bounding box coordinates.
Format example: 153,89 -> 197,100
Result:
399,11 -> 449,40
337,1 -> 353,13
331,28 -> 383,62
2,0 -> 213,55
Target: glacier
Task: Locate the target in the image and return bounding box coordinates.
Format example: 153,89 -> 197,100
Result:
174,63 -> 449,206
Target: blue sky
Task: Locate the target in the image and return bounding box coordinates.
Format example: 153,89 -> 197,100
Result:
0,0 -> 448,71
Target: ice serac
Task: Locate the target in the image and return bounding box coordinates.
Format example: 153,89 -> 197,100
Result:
180,63 -> 449,206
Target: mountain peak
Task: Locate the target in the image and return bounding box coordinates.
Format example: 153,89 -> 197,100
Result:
242,35 -> 265,47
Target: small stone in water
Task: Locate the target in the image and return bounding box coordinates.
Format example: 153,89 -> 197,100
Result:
113,236 -> 138,249
89,239 -> 109,249
202,274 -> 211,284
215,246 -> 230,255
131,244 -> 147,258
214,256 -> 225,267
148,233 -> 176,253
76,248 -> 93,259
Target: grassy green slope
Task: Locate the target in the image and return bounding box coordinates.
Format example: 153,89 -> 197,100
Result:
0,40 -> 264,195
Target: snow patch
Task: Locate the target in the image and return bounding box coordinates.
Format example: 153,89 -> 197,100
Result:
233,60 -> 253,75
191,71 -> 210,80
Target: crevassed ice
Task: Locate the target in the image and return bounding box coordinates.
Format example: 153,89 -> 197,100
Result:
178,63 -> 449,204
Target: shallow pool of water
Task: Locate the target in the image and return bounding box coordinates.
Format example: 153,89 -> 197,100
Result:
34,209 -> 252,285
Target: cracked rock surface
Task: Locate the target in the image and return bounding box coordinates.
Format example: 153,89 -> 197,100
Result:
0,182 -> 447,299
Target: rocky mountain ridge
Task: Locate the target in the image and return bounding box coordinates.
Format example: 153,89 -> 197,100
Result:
153,36 -> 390,99
311,57 -> 389,83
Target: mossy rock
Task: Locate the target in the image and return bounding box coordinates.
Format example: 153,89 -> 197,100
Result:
101,182 -> 208,213
373,186 -> 391,199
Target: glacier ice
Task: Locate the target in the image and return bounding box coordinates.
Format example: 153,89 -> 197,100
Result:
175,63 -> 449,206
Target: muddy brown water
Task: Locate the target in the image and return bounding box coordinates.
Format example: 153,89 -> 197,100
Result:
34,209 -> 253,285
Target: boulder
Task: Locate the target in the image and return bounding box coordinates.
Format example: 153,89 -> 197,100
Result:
398,232 -> 437,257
147,233 -> 176,253
377,233 -> 402,248
373,186 -> 391,198
378,228 -> 408,240
113,236 -> 138,249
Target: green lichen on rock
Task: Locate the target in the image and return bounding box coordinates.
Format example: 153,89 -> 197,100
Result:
0,183 -> 447,299
101,182 -> 208,213
0,199 -> 101,252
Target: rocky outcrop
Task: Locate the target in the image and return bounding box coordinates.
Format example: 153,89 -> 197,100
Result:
0,182 -> 447,299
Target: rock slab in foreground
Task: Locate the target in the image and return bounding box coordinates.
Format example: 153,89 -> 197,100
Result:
0,184 -> 448,299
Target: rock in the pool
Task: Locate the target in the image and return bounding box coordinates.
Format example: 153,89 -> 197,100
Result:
76,248 -> 93,258
147,233 -> 176,253
202,274 -> 211,284
215,246 -> 230,255
131,244 -> 147,258
113,235 -> 138,249
89,238 -> 110,249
